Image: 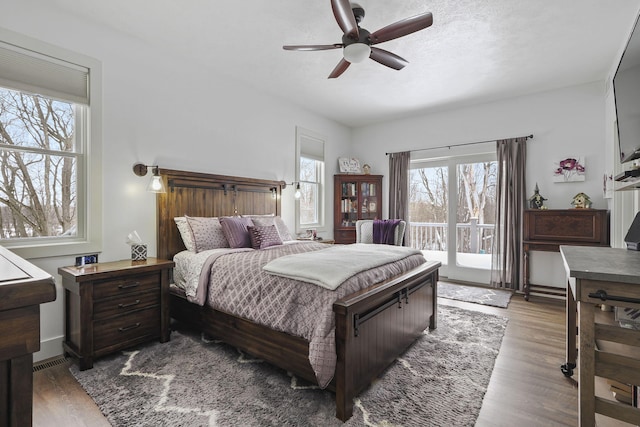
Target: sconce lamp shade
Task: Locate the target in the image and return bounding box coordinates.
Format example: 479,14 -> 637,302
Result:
133,163 -> 166,193
284,181 -> 302,199
147,169 -> 166,193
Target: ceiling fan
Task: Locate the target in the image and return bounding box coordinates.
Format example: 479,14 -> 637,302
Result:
283,0 -> 433,78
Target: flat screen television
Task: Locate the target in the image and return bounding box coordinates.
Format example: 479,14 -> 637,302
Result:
613,14 -> 640,164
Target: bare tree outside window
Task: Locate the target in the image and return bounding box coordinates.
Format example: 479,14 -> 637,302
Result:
0,87 -> 77,239
299,156 -> 321,225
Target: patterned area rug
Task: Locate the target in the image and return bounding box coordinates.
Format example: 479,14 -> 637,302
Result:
70,306 -> 508,426
438,282 -> 513,308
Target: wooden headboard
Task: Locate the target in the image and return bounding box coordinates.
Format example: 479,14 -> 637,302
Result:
156,168 -> 285,260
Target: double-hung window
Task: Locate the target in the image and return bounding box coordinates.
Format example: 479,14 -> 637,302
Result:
296,127 -> 325,232
0,30 -> 101,258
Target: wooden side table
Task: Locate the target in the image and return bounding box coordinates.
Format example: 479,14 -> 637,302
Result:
59,258 -> 174,370
523,209 -> 609,300
560,246 -> 640,426
297,238 -> 335,244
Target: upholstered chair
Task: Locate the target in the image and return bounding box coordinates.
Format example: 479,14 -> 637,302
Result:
355,220 -> 406,246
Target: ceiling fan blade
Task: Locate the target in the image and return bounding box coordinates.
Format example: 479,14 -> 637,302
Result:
283,44 -> 343,51
328,59 -> 351,79
369,47 -> 408,70
331,0 -> 359,39
369,12 -> 433,45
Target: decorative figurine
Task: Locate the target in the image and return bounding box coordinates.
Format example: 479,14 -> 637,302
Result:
571,192 -> 592,209
528,183 -> 547,209
362,164 -> 371,175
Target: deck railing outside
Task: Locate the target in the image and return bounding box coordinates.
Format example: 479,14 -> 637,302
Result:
409,219 -> 495,254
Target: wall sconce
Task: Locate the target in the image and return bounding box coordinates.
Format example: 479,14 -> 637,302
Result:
285,182 -> 301,199
133,163 -> 166,193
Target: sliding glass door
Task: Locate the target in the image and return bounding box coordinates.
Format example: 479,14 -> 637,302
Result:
409,153 -> 497,284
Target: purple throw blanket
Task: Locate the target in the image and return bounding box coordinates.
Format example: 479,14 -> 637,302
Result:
373,219 -> 401,245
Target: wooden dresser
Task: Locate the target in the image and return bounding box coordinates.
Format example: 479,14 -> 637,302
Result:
523,209 -> 609,300
0,246 -> 56,427
59,258 -> 173,370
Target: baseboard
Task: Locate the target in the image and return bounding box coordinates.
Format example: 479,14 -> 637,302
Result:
34,335 -> 64,363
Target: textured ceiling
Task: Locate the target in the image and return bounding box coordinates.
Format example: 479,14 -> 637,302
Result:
54,0 -> 640,127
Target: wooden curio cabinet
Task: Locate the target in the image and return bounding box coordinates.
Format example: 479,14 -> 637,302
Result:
334,174 -> 383,244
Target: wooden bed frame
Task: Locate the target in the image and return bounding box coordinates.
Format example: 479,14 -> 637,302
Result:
156,168 -> 440,421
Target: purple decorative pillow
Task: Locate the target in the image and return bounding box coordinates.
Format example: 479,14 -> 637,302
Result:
249,215 -> 294,242
185,216 -> 229,252
248,225 -> 283,249
219,216 -> 254,248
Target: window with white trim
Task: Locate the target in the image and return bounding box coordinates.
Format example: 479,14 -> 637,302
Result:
296,127 -> 325,232
0,30 -> 102,257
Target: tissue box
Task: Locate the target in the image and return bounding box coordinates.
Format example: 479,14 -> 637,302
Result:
131,244 -> 147,261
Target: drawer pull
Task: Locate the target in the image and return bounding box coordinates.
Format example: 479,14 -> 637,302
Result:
118,299 -> 141,309
588,290 -> 640,304
118,323 -> 141,332
118,282 -> 140,290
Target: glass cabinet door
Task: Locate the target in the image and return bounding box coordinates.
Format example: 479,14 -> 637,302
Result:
340,181 -> 358,227
359,181 -> 378,220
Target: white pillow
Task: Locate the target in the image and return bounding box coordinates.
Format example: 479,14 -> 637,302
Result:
174,217 -> 196,252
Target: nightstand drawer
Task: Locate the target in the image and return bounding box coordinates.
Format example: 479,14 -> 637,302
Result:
93,307 -> 160,351
93,291 -> 160,320
93,272 -> 160,299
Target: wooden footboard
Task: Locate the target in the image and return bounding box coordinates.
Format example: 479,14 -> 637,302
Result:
169,260 -> 439,421
333,261 -> 439,420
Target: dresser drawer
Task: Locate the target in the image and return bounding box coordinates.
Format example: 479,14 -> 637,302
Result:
93,272 -> 160,299
93,307 -> 160,351
93,291 -> 160,320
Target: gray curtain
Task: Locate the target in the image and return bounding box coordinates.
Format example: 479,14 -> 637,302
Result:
388,151 -> 410,246
490,137 -> 527,290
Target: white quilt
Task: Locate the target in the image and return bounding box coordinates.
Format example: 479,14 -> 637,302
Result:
262,243 -> 422,290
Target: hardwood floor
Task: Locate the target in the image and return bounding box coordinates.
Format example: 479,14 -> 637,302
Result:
31,292 -> 632,426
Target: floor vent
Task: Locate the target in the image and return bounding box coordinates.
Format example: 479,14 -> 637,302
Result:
33,356 -> 68,372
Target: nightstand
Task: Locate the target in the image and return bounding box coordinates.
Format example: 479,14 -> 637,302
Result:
59,258 -> 174,370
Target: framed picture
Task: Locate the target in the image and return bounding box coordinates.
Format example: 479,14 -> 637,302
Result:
553,156 -> 586,182
338,157 -> 361,174
368,201 -> 377,212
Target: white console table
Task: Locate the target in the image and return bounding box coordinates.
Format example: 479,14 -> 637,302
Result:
560,245 -> 640,426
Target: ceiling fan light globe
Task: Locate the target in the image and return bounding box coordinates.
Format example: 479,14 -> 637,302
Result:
343,43 -> 371,63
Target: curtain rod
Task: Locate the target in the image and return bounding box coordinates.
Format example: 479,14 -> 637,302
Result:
385,134 -> 534,156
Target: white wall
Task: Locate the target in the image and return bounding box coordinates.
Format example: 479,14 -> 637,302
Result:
351,82 -> 608,287
2,0 -> 350,361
